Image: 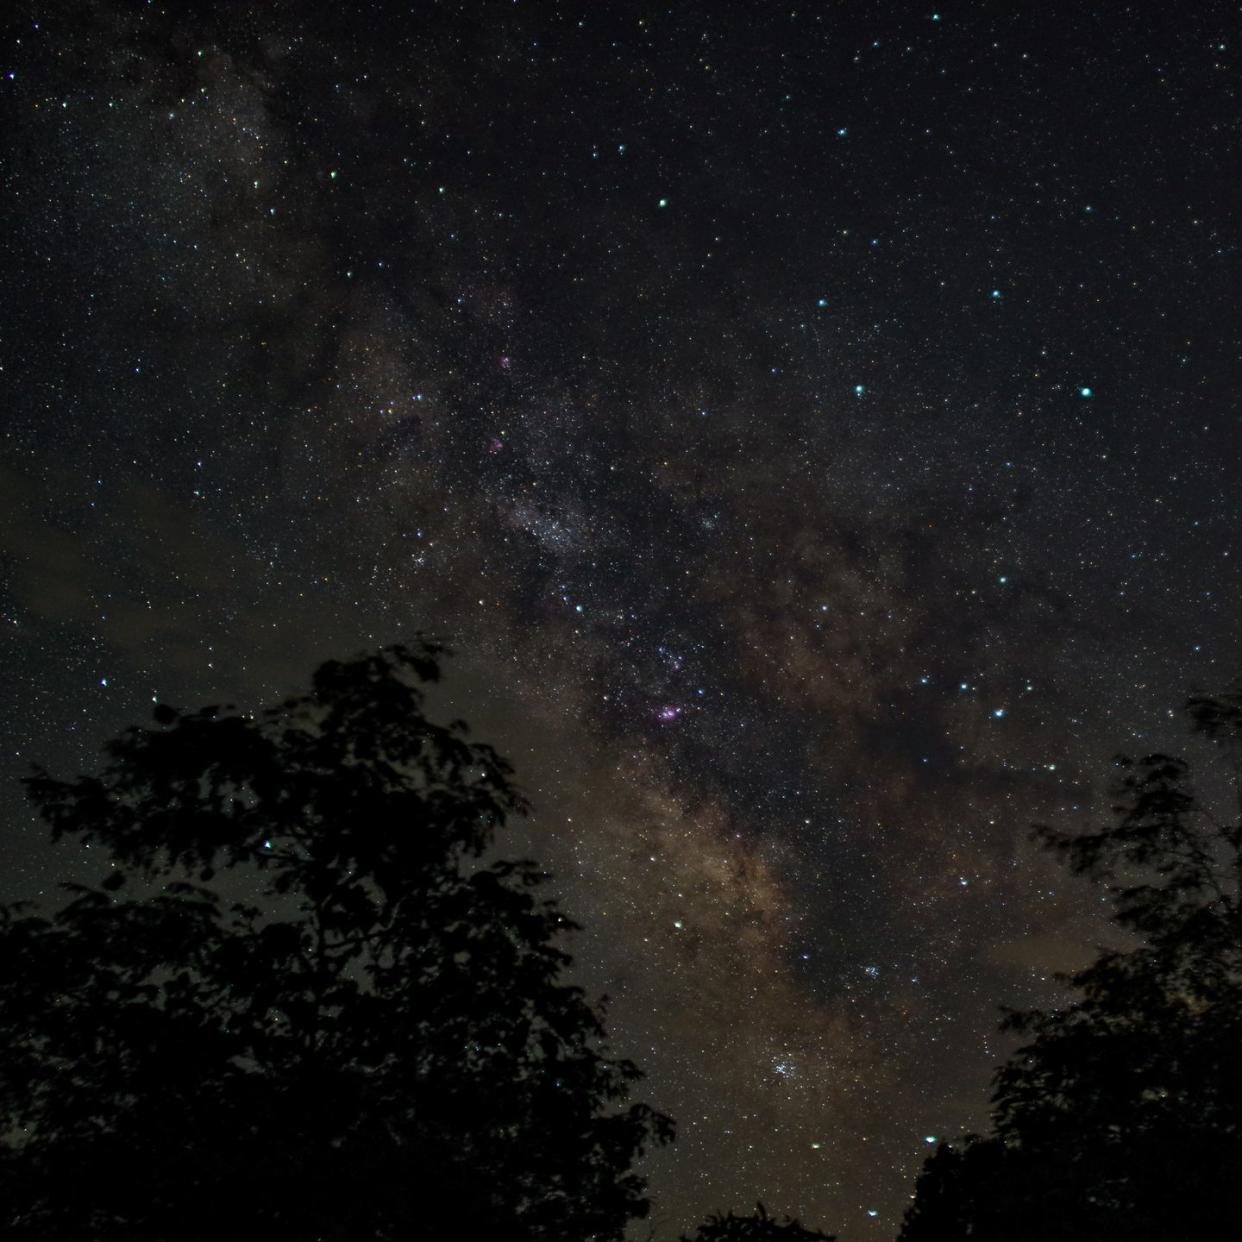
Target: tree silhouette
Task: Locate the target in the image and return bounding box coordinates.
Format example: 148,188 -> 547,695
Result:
901,687 -> 1242,1241
0,643 -> 672,1240
681,1202 -> 834,1241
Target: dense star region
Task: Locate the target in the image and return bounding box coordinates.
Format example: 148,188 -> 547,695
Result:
2,2 -> 1240,1235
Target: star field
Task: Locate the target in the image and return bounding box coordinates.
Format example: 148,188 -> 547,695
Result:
2,2 -> 1241,1236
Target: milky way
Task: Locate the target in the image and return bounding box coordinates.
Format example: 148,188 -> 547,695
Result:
3,3 -> 1241,1235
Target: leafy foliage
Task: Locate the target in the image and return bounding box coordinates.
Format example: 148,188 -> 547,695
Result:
681,1202 -> 834,1241
0,643 -> 672,1240
901,687 -> 1242,1241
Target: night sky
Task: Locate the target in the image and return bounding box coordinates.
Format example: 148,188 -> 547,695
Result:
3,2 -> 1241,1236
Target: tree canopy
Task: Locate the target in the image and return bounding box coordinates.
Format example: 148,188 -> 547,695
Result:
681,1202 -> 835,1240
0,642 -> 672,1240
901,688 -> 1242,1241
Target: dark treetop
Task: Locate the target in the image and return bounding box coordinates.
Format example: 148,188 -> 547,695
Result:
900,689 -> 1242,1241
1,643 -> 672,1241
